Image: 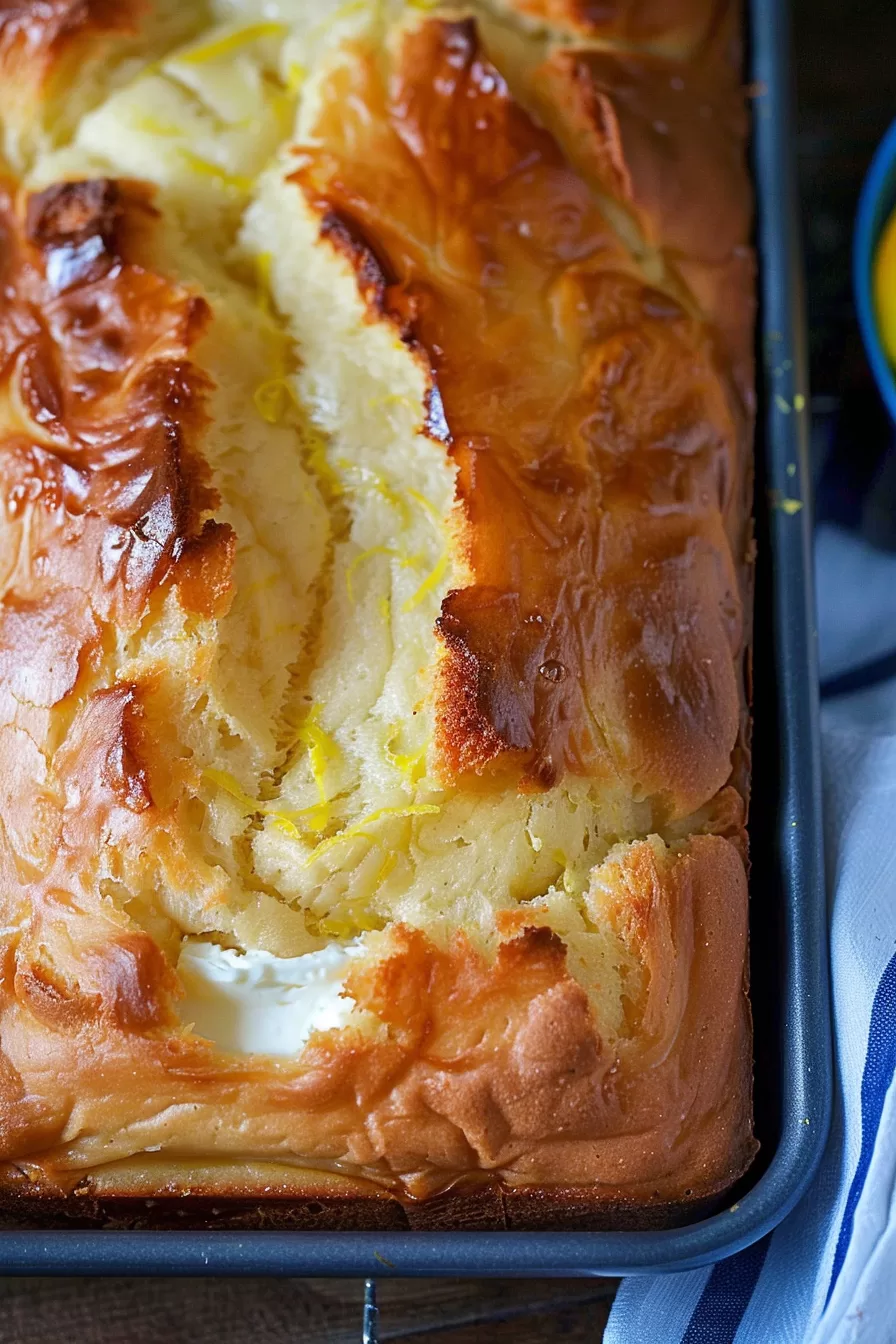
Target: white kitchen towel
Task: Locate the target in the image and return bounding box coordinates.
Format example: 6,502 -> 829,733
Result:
605,524 -> 896,1344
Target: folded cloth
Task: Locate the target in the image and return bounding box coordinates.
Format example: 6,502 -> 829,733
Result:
605,524 -> 896,1344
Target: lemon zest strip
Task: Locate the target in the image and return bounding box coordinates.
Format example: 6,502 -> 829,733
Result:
178,150 -> 254,193
295,705 -> 340,834
401,551 -> 448,613
178,22 -> 289,66
340,465 -> 411,524
253,371 -> 300,423
203,768 -> 261,815
203,769 -> 329,837
385,728 -> 427,784
131,114 -> 182,137
303,804 -> 440,869
286,62 -> 307,92
406,486 -> 442,523
346,546 -> 420,603
375,852 -> 398,885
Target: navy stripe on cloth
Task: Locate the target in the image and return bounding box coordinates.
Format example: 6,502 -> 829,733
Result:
681,1235 -> 771,1343
826,949 -> 896,1305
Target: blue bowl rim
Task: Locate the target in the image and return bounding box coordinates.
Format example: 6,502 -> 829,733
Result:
854,116 -> 896,422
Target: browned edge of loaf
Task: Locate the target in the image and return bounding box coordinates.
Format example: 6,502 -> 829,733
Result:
0,1167 -> 741,1231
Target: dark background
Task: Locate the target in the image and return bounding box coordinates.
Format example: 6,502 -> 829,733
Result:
797,0 -> 896,547
1,2 -> 893,1341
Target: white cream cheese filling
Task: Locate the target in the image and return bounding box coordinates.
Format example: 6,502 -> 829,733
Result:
177,939 -> 365,1056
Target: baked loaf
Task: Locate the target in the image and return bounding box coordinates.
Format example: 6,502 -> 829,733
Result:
0,0 -> 756,1228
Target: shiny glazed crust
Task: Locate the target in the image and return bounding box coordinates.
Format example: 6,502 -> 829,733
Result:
0,0 -> 756,1228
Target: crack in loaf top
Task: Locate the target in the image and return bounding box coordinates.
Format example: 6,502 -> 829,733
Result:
292,14 -> 745,821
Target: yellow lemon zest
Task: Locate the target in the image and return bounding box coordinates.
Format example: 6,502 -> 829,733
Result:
178,150 -> 254,193
319,906 -> 381,937
385,727 -> 427,784
286,62 -> 307,92
401,550 -> 448,612
203,769 -> 319,836
252,345 -> 296,421
203,768 -> 261,815
269,813 -> 303,841
346,546 -> 420,603
178,22 -> 289,66
337,462 -> 411,523
131,114 -> 182,137
368,476 -> 411,520
294,704 -> 340,834
303,804 -> 440,869
375,852 -> 398,885
254,250 -> 275,319
303,427 -> 343,498
253,378 -> 291,424
406,485 -> 442,523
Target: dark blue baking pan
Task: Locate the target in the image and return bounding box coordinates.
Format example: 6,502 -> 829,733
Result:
0,0 -> 830,1276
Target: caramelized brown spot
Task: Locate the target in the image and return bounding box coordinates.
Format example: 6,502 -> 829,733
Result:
97,685 -> 153,813
15,960 -> 100,1030
313,206 -> 452,446
87,932 -> 177,1031
176,519 -> 237,618
26,178 -> 121,250
318,210 -> 398,318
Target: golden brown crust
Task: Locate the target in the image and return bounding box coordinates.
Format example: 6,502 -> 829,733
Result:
0,0 -> 756,1230
530,35 -> 755,404
487,0 -> 733,54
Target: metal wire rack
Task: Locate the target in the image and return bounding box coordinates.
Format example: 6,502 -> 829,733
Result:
362,1279 -> 379,1343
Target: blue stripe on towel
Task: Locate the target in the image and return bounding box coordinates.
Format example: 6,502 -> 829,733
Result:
680,1235 -> 771,1343
826,950 -> 896,1304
